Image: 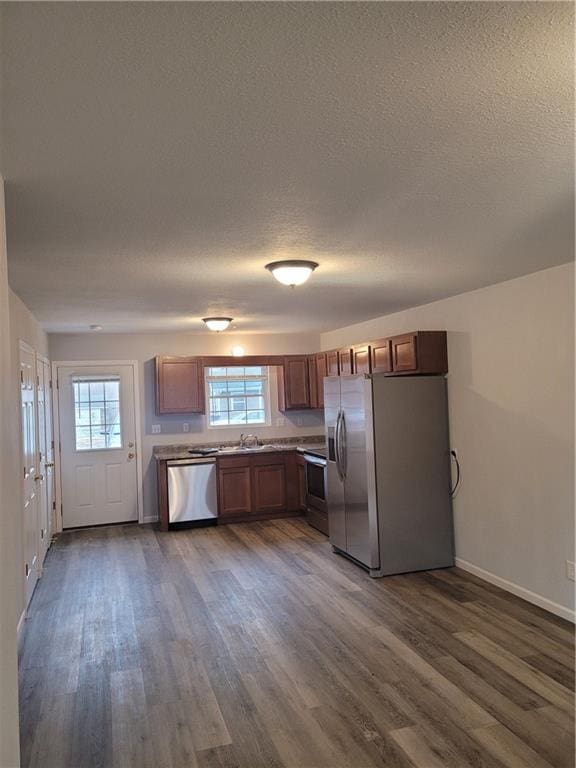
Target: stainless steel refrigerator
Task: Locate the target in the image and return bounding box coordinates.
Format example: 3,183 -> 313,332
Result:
325,373 -> 454,577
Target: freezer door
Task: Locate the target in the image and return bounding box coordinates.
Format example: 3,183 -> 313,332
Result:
371,375 -> 454,574
167,461 -> 218,523
341,375 -> 379,569
324,376 -> 346,551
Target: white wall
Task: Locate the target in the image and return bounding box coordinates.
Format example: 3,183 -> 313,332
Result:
322,263 -> 575,618
49,331 -> 325,521
0,183 -> 21,766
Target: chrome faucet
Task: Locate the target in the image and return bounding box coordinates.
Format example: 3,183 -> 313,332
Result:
240,433 -> 259,448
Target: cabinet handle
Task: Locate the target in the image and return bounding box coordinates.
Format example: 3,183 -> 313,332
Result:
34,474 -> 44,482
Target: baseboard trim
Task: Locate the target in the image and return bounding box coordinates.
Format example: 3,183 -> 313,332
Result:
142,515 -> 158,524
455,558 -> 575,624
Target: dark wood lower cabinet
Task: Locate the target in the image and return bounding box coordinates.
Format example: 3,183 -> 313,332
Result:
218,458 -> 252,517
296,453 -> 307,511
252,456 -> 286,513
217,452 -> 304,523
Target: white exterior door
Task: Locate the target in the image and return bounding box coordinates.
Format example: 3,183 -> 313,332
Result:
20,343 -> 39,604
37,356 -> 53,562
57,364 -> 139,528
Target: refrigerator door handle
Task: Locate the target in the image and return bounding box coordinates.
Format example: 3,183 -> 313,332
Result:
340,411 -> 347,479
335,410 -> 343,481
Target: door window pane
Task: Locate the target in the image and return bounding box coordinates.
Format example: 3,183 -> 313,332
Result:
72,376 -> 122,450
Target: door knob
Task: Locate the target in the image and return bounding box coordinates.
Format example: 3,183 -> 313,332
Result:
128,442 -> 134,448
127,452 -> 135,460
34,474 -> 44,482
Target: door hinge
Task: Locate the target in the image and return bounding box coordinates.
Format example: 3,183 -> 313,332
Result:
23,466 -> 26,479
52,500 -> 56,511
61,503 -> 63,517
49,379 -> 53,389
20,370 -> 24,384
25,563 -> 29,577
51,440 -> 54,451
37,375 -> 40,387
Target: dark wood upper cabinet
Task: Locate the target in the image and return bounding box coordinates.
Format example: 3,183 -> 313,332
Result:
252,454 -> 287,514
352,345 -> 371,375
326,350 -> 339,376
218,457 -> 252,517
308,355 -> 319,409
391,333 -> 418,372
278,356 -> 311,411
155,356 -> 205,414
338,348 -> 353,375
313,353 -> 327,408
371,339 -> 392,373
389,331 -> 447,375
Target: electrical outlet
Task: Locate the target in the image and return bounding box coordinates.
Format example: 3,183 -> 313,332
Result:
183,423 -> 189,433
151,424 -> 161,434
566,561 -> 575,582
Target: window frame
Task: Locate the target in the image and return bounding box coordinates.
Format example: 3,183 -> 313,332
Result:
205,366 -> 271,429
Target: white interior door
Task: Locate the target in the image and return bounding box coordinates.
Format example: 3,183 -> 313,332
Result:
37,356 -> 54,561
57,364 -> 138,528
20,343 -> 39,605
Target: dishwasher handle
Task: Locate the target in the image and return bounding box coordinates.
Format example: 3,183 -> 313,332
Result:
167,458 -> 217,467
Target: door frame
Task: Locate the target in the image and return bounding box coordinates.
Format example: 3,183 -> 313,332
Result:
51,360 -> 144,533
36,352 -> 53,566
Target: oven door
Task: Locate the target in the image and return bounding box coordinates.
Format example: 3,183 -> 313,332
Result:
305,455 -> 327,512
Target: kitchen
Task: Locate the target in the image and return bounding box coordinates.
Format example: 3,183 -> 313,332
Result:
1,3 -> 573,768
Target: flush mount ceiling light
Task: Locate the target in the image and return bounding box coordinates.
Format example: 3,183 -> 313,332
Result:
202,317 -> 233,332
265,260 -> 319,287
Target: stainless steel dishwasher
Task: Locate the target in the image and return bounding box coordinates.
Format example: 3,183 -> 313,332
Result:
167,458 -> 218,525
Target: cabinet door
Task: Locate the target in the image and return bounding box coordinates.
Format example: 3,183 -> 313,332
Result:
218,462 -> 252,516
371,339 -> 392,373
296,454 -> 307,511
156,357 -> 205,414
352,346 -> 371,375
252,459 -> 287,513
391,334 -> 418,372
326,350 -> 339,376
279,356 -> 310,410
315,353 -> 327,407
308,355 -> 319,409
339,348 -> 353,375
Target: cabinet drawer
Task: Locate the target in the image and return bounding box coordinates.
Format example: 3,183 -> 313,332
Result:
217,455 -> 251,469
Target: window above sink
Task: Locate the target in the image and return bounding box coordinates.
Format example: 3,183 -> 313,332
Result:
205,366 -> 271,428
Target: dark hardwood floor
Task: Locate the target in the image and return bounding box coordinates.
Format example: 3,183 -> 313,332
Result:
19,519 -> 575,768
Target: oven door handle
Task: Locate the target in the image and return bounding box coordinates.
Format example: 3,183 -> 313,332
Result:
304,455 -> 327,467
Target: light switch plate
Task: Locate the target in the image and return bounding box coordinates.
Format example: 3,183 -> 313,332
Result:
183,423 -> 189,433
566,561 -> 575,582
151,424 -> 161,434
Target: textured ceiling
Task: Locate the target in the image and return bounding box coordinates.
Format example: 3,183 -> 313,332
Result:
1,2 -> 573,334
